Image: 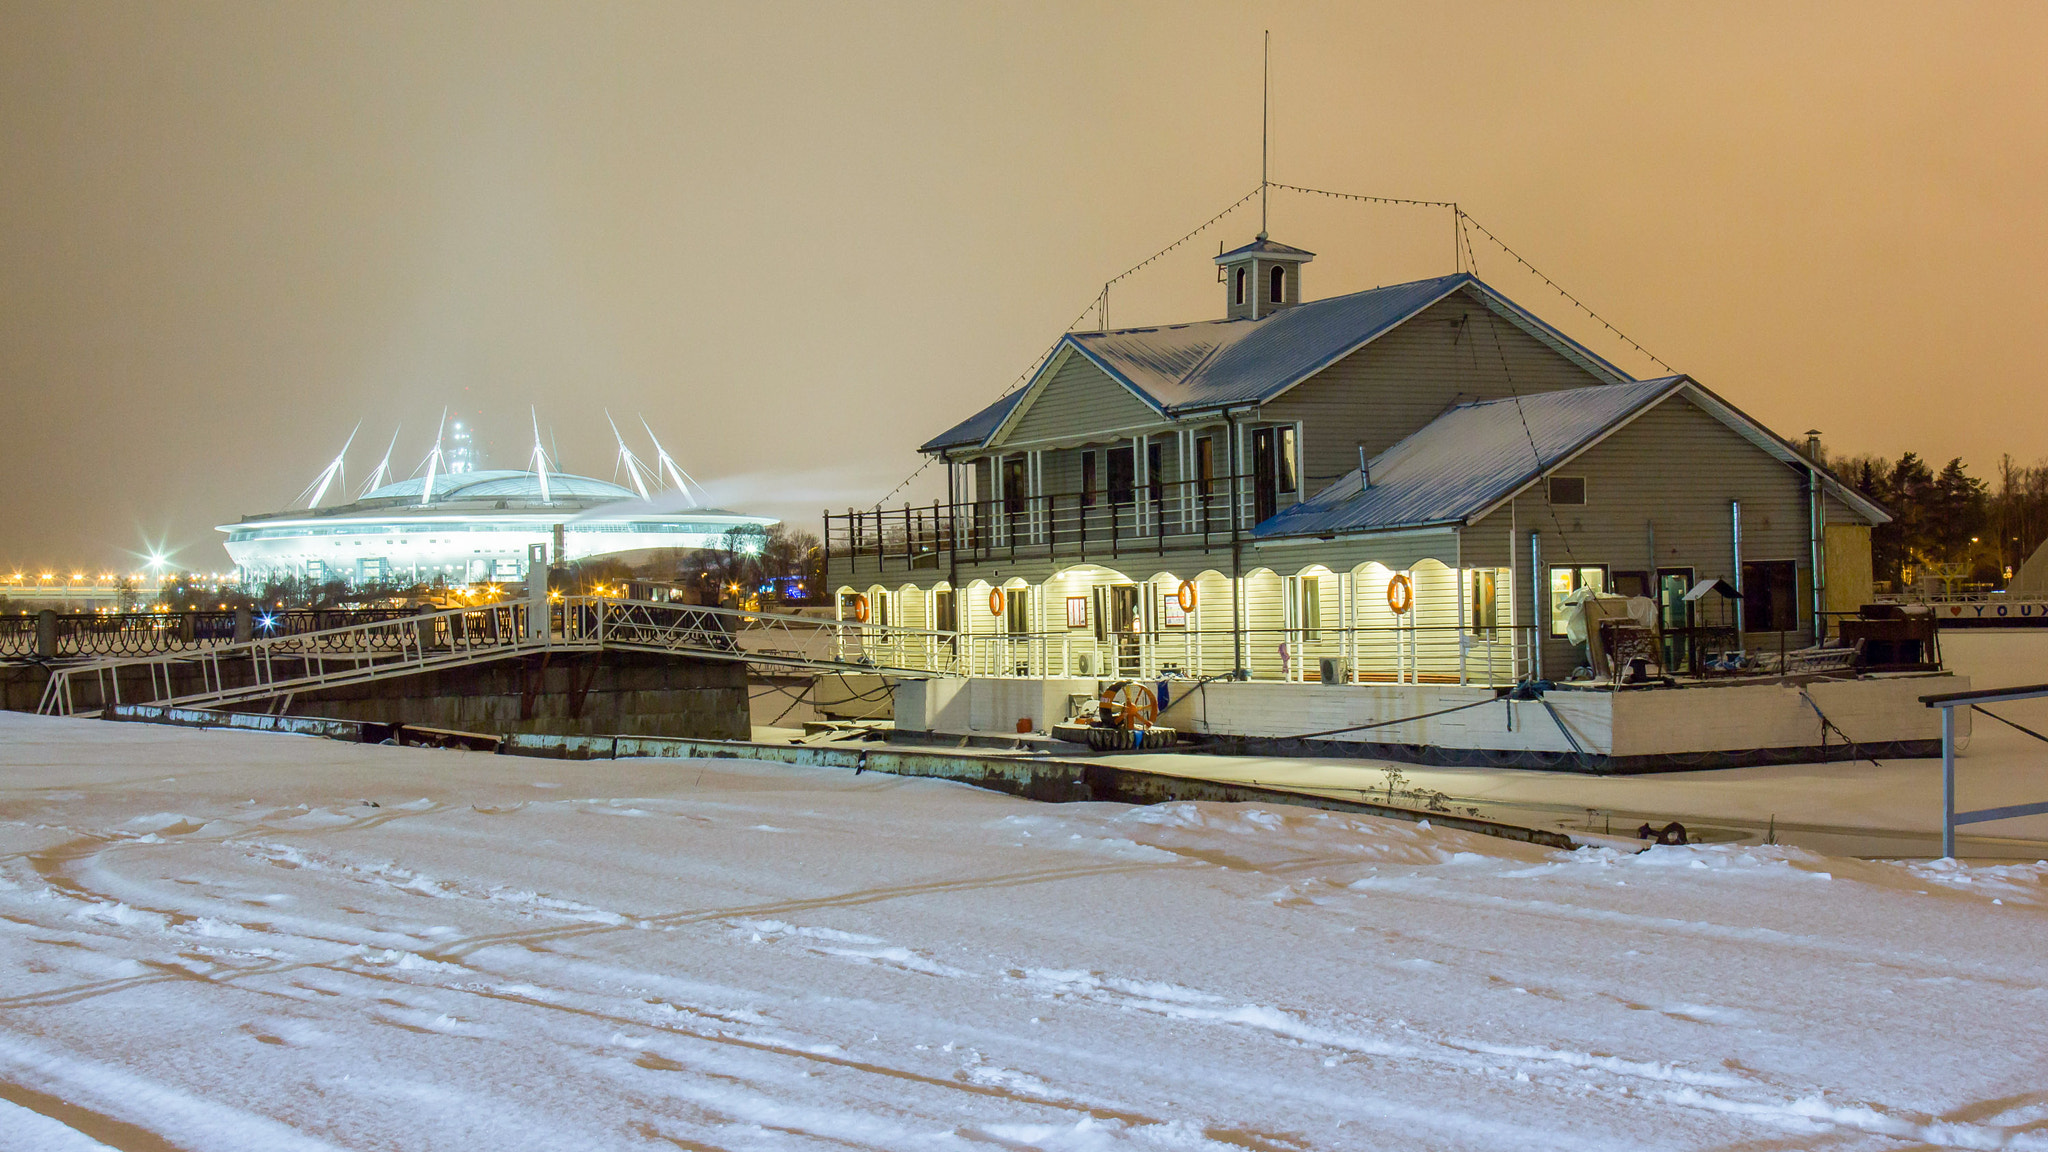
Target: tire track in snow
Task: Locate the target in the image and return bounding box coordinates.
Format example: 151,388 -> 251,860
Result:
0,1079 -> 175,1152
422,856 -> 1208,962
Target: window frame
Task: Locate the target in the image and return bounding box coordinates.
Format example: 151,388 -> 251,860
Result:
1547,476 -> 1588,506
1106,445 -> 1135,506
1740,559 -> 1800,633
1469,568 -> 1503,640
1269,263 -> 1286,303
1066,595 -> 1088,629
1547,564 -> 1609,637
1284,574 -> 1323,642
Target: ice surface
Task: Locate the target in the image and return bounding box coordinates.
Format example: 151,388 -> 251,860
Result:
0,708 -> 2044,1149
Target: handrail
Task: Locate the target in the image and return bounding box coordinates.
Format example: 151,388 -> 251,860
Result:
34,597 -> 956,717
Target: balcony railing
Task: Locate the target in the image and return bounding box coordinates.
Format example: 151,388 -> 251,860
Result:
826,473 -> 1267,575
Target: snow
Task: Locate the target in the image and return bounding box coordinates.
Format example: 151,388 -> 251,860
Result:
1114,628 -> 2048,856
1,710 -> 2045,1148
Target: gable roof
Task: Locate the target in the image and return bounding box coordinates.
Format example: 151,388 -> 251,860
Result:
918,388 -> 1027,453
1257,377 -> 1889,540
919,273 -> 1638,453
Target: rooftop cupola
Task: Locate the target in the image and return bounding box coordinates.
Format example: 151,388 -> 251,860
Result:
1215,235 -> 1315,320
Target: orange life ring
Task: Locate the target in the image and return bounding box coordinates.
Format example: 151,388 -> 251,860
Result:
1176,579 -> 1198,614
989,587 -> 1007,617
1387,573 -> 1413,615
851,594 -> 870,624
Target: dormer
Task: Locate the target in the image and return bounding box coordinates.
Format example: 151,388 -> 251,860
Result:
1215,235 -> 1315,320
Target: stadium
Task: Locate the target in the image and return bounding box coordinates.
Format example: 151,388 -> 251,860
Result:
218,418 -> 778,587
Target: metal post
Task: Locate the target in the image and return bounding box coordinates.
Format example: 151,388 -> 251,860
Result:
1942,704 -> 1957,860
525,543 -> 548,641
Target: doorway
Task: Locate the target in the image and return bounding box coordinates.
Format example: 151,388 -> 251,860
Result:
1658,567 -> 1693,672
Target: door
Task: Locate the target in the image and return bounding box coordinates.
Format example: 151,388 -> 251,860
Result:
1109,585 -> 1141,676
1658,567 -> 1693,672
1252,428 -> 1277,523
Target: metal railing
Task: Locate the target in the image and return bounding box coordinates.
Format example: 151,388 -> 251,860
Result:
826,472 -> 1269,574
1922,682 -> 2048,858
35,598 -> 950,717
0,607 -> 423,659
834,623 -> 1536,687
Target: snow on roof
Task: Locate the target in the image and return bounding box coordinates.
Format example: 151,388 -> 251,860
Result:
1258,378 -> 1686,538
919,388 -> 1027,454
925,275 -> 1640,454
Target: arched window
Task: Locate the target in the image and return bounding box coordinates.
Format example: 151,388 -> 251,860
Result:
1234,266 -> 1247,305
1270,264 -> 1286,303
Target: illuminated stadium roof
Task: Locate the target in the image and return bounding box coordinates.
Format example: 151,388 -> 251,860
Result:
217,415 -> 775,584
356,470 -> 640,505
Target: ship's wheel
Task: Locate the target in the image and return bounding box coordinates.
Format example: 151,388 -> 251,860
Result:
1097,680 -> 1159,730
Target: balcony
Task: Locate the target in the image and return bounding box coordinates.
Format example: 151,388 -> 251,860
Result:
826,474 -> 1262,579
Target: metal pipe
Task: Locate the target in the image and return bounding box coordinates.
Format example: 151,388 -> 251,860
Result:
1942,704 -> 1956,859
1529,530 -> 1543,681
1731,500 -> 1745,635
1225,408 -> 1244,676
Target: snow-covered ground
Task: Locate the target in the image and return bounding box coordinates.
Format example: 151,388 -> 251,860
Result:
1,710 -> 2045,1149
1113,629 -> 2048,857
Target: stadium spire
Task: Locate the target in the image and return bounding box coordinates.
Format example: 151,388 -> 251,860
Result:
358,426 -> 400,499
529,407 -> 553,505
640,416 -> 703,507
299,423 -> 359,509
417,409 -> 447,508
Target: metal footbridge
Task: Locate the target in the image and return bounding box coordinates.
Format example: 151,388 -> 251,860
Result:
36,596 -> 954,717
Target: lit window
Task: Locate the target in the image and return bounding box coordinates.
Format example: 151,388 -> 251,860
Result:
1548,565 -> 1608,636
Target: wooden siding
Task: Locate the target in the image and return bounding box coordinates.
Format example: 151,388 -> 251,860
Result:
994,350 -> 1159,448
1261,289 -> 1616,494
1464,393 -> 1819,674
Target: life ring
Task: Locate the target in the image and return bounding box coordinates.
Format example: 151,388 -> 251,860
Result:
1387,573 -> 1413,615
989,587 -> 1007,617
850,594 -> 869,624
1176,579 -> 1198,614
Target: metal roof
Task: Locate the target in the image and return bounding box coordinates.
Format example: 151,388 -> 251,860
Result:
922,274 -> 1636,454
1215,237 -> 1316,262
1257,377 -> 1891,540
1062,273 -> 1633,418
358,470 -> 638,505
919,388 -> 1028,454
1258,378 -> 1686,538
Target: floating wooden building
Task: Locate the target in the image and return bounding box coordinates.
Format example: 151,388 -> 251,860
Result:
824,236 -> 1960,769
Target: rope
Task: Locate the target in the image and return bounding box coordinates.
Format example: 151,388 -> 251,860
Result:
1101,185 -> 1265,293
1971,704 -> 2048,746
1266,183 -> 1456,209
1267,694 -> 1500,741
868,186 -> 1264,510
1454,211 -> 1677,375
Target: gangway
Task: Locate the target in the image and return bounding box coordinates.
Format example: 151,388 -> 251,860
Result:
36,596 -> 955,717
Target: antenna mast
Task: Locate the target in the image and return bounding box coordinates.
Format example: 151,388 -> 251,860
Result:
1260,29 -> 1270,240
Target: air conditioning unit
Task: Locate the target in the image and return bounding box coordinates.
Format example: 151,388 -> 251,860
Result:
1075,652 -> 1097,676
1319,657 -> 1350,685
